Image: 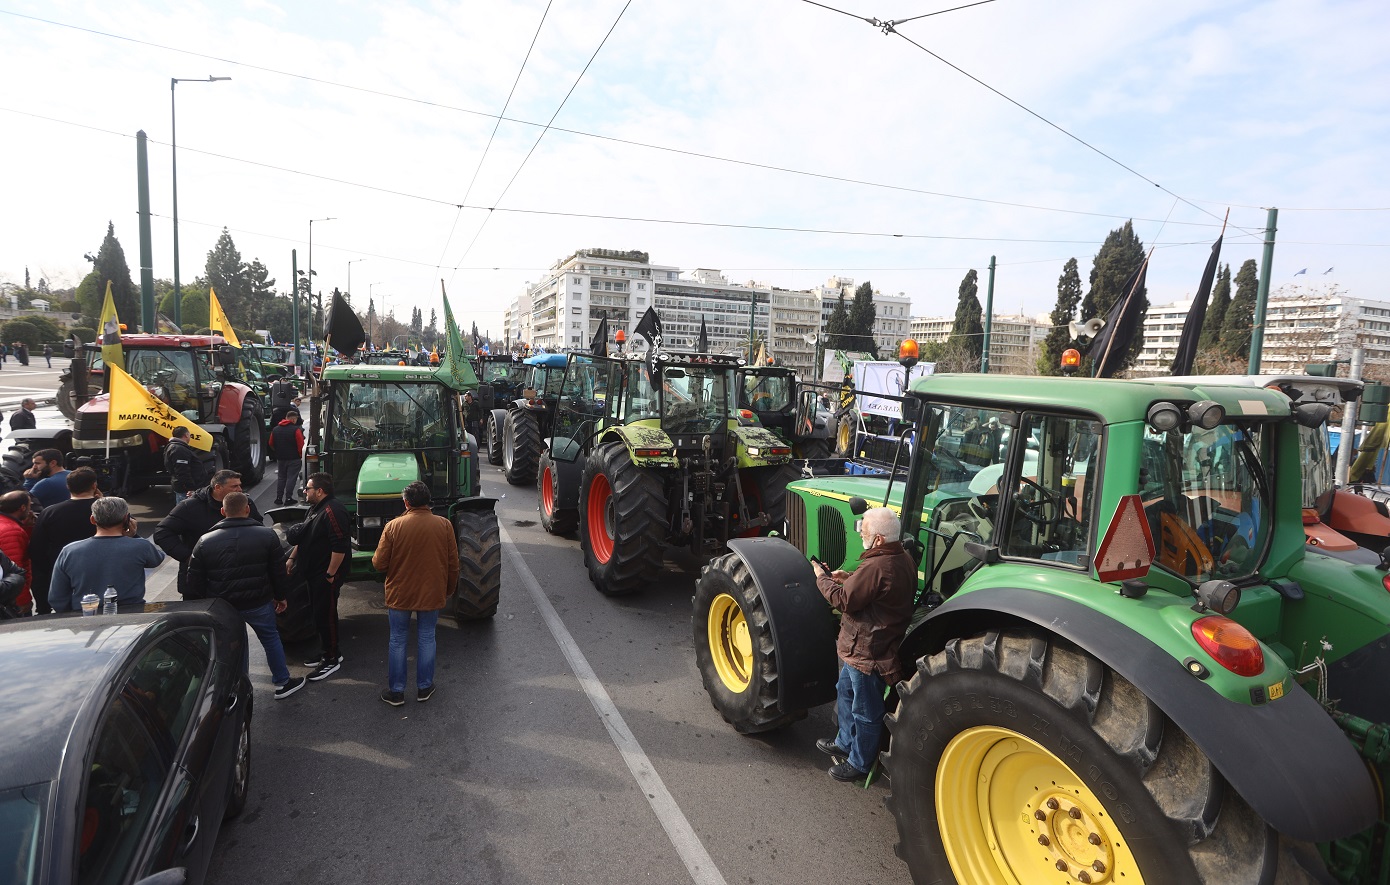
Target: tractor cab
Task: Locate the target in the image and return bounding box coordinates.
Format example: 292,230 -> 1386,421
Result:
737,365 -> 795,434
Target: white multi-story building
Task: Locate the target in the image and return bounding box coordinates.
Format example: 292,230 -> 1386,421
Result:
1135,289 -> 1390,378
770,288 -> 821,378
908,313 -> 1051,375
653,268 -> 771,357
521,248 -> 662,353
502,285 -> 533,352
812,276 -> 914,356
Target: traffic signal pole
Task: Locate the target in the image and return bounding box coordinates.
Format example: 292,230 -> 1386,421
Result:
1248,208 -> 1278,374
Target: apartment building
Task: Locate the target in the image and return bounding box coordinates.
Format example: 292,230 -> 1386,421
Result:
908,313 -> 1051,374
812,276 -> 914,355
516,248 -> 665,353
652,268 -> 771,357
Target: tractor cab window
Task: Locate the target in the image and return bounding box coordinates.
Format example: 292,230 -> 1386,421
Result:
552,356 -> 622,461
1301,423 -> 1335,512
662,366 -> 731,434
124,348 -> 200,416
1139,422 -> 1272,583
482,360 -> 526,388
621,360 -> 660,421
997,413 -> 1098,567
329,382 -> 450,450
741,371 -> 792,414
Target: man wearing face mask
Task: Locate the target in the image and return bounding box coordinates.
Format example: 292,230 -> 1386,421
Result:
812,506 -> 915,783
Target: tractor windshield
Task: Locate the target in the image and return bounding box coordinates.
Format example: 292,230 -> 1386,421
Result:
329,381 -> 452,450
124,348 -> 202,417
1140,422 -> 1273,584
742,372 -> 792,415
482,361 -> 527,387
662,366 -> 732,434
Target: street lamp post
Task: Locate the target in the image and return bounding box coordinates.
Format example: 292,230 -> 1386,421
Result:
171,75 -> 230,328
305,217 -> 335,348
347,258 -> 367,302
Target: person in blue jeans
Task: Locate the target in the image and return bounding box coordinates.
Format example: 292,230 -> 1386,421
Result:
186,490 -> 305,700
371,481 -> 459,705
812,507 -> 915,781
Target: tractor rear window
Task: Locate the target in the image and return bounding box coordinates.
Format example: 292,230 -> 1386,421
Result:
742,372 -> 791,414
662,366 -> 731,434
330,382 -> 450,449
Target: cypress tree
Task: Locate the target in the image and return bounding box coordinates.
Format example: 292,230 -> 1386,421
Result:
1198,262 -> 1232,351
1080,221 -> 1147,373
1219,259 -> 1260,360
949,269 -> 983,367
1038,258 -> 1082,375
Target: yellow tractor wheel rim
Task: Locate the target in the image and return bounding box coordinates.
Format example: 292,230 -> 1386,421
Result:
837,418 -> 853,453
707,593 -> 753,693
936,726 -> 1144,885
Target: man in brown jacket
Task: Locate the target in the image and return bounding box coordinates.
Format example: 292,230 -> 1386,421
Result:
371,481 -> 460,705
813,506 -> 915,781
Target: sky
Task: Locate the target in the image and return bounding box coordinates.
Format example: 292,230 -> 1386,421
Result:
2,0 -> 1388,337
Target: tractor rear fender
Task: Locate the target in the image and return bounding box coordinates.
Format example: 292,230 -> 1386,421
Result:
445,496 -> 497,520
544,439 -> 585,510
724,537 -> 840,713
602,425 -> 679,468
730,424 -> 793,468
907,586 -> 1378,843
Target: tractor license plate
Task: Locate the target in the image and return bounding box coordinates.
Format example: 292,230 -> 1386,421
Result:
1267,680 -> 1285,700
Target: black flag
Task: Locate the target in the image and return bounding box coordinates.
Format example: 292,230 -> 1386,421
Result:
634,306 -> 663,382
590,316 -> 609,357
697,315 -> 709,353
323,289 -> 367,356
1169,232 -> 1225,376
1089,254 -> 1151,379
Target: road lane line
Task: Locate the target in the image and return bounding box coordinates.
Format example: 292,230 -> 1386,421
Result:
499,524 -> 728,885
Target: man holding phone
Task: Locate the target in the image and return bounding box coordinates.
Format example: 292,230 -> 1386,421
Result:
49,496 -> 165,611
812,506 -> 915,782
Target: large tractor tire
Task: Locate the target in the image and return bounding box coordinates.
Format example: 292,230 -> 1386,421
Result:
56,378 -> 78,420
578,442 -> 666,596
753,463 -> 798,537
502,409 -> 541,486
885,630 -> 1330,885
538,448 -> 577,536
485,410 -> 507,466
453,508 -> 501,620
797,437 -> 831,460
693,552 -> 802,734
834,410 -> 857,458
231,410 -> 266,486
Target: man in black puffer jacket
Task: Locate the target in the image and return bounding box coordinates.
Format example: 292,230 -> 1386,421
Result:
186,491 -> 304,700
154,469 -> 264,599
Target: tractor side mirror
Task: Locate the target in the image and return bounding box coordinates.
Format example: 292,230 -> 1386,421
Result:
848,496 -> 868,515
217,345 -> 236,367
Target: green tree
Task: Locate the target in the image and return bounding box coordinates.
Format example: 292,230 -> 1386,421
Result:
202,229 -> 252,322
18,315 -> 64,343
260,295 -> 298,344
949,269 -> 983,368
1219,259 -> 1260,361
246,258 -> 276,327
847,281 -> 878,357
824,293 -> 850,352
1080,220 -> 1148,374
180,292 -> 210,331
1,320 -> 40,347
59,300 -> 81,313
1198,263 -> 1232,351
1037,258 -> 1083,375
424,308 -> 439,346
85,222 -> 140,322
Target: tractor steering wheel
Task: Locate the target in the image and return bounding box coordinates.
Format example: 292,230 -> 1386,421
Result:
1014,476 -> 1065,529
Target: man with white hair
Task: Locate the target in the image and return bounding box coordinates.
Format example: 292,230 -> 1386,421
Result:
813,505 -> 915,782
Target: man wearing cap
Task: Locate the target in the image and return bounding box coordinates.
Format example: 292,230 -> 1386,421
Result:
270,408 -> 305,505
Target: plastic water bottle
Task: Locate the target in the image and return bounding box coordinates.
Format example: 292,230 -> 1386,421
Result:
102,586 -> 117,615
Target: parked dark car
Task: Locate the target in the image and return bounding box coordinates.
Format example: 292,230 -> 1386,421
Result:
0,600 -> 253,884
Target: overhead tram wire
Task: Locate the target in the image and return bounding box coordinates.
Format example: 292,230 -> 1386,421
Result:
0,11 -> 1232,230
795,0 -> 1265,241
436,0 -> 556,270
4,106 -> 1296,249
448,0 -> 634,278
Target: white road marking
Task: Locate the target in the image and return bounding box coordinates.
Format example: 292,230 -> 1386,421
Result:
499,524 -> 728,885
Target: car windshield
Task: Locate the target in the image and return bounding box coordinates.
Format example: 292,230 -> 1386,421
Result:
330,382 -> 451,449
0,782 -> 48,884
1140,422 -> 1273,584
662,366 -> 731,434
743,372 -> 792,413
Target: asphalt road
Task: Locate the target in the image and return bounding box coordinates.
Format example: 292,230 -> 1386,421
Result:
13,366 -> 913,884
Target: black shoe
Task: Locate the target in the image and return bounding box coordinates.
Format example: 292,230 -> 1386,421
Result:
816,737 -> 852,759
274,677 -> 306,700
273,498 -> 284,505
308,656 -> 343,681
829,760 -> 868,782
304,652 -> 345,669
417,685 -> 435,702
380,688 -> 405,706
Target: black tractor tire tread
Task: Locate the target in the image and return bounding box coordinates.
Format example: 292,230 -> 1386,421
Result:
56,378 -> 78,420
485,411 -> 506,466
834,410 -> 857,457
693,552 -> 799,734
797,437 -> 831,460
454,509 -> 501,620
537,449 -> 577,536
884,630 -> 1328,885
231,411 -> 266,485
503,409 -> 542,486
578,442 -> 666,596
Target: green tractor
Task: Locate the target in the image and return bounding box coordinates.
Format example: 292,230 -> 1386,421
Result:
693,373 -> 1387,883
737,363 -> 834,459
276,359 -> 500,619
498,353 -> 569,487
539,350 -> 799,595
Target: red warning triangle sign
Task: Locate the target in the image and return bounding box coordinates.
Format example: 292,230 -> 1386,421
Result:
1095,494 -> 1156,583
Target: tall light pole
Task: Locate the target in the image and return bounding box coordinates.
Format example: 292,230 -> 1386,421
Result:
171,75 -> 230,328
306,217 -> 335,346
369,282 -> 383,348
347,258 -> 367,301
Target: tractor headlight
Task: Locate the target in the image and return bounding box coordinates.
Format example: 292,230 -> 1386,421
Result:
747,447 -> 760,457
360,516 -> 382,528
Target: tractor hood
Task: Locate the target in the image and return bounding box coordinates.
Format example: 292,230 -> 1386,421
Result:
730,423 -> 793,467
356,453 -> 420,497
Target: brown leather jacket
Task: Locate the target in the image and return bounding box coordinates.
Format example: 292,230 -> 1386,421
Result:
816,541 -> 915,683
371,508 -> 460,611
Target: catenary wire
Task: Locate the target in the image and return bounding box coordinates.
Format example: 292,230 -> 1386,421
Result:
0,8 -> 1237,229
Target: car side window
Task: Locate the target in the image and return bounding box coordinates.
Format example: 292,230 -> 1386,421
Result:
127,632 -> 211,749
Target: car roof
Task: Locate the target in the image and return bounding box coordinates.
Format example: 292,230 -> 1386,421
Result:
0,603 -> 229,786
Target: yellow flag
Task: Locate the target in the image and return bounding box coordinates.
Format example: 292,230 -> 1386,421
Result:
99,281 -> 123,371
106,365 -> 213,451
756,342 -> 768,365
208,287 -> 241,347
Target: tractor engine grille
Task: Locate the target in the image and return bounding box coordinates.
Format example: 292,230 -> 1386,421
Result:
74,411 -> 107,440
786,492 -> 807,553
817,505 -> 847,571
355,496 -> 406,549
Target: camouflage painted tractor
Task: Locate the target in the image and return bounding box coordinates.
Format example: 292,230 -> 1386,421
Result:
693,373 -> 1388,884
539,350 -> 799,596
275,359 -> 500,620
498,352 -> 568,487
